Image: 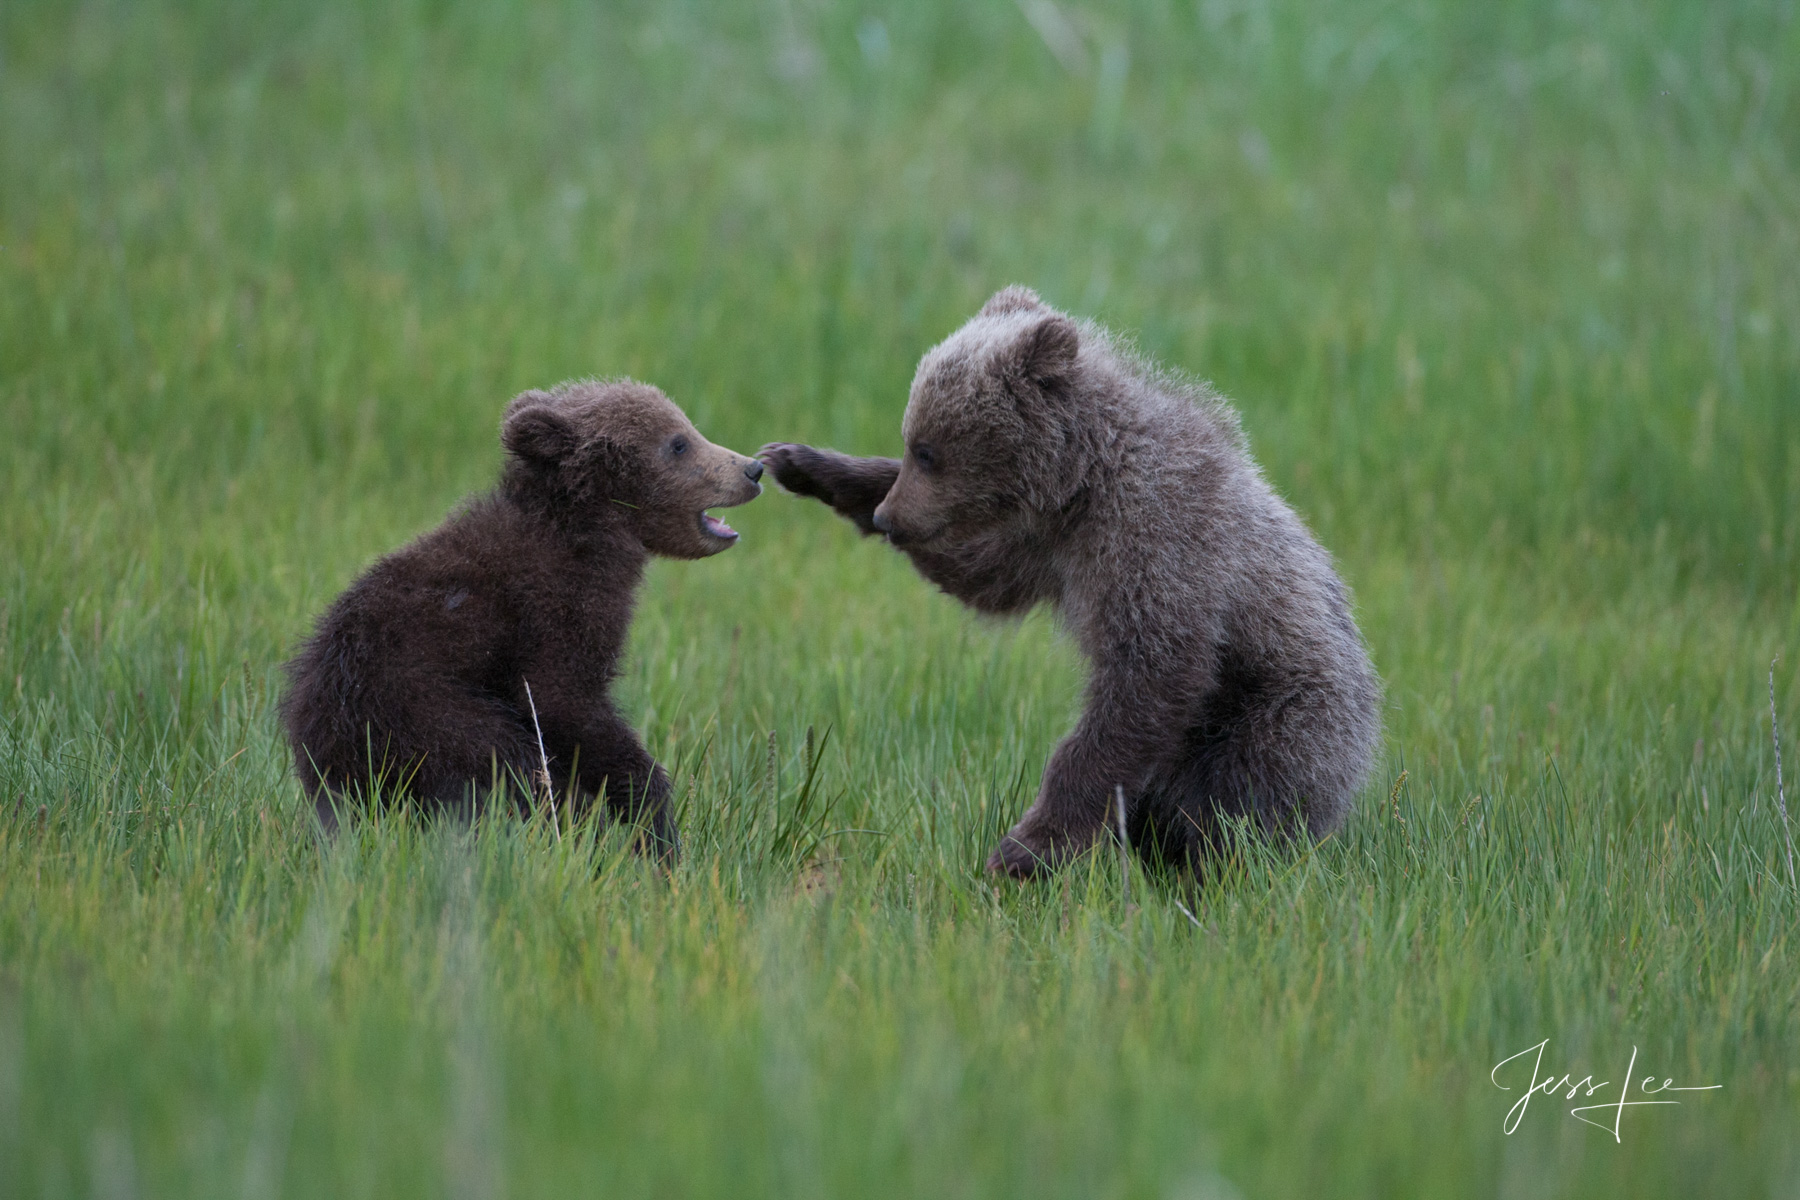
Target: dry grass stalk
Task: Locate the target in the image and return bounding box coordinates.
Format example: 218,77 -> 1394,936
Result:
1388,769 -> 1409,823
1171,894 -> 1204,931
522,678 -> 560,842
1114,784 -> 1131,912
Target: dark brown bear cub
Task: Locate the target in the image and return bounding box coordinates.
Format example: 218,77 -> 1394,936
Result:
280,380 -> 764,856
761,287 -> 1382,878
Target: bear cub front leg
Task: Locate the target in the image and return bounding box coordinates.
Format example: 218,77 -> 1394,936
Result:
758,443 -> 899,535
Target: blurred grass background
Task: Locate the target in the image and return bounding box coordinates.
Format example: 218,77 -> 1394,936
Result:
1,0 -> 1797,1196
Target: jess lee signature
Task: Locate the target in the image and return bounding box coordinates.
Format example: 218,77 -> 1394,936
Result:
1491,1040 -> 1721,1141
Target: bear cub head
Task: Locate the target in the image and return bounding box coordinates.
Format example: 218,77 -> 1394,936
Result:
874,286 -> 1087,547
503,379 -> 764,558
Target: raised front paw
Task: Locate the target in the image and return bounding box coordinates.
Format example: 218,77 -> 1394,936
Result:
756,442 -> 834,502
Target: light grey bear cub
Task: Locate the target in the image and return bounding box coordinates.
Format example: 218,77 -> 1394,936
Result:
761,286 -> 1382,876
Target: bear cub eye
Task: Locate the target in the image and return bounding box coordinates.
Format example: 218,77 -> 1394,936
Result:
669,435 -> 689,457
912,443 -> 937,472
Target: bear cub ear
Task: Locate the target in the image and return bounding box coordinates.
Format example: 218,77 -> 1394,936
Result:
1003,313 -> 1080,388
502,393 -> 579,465
979,285 -> 1046,318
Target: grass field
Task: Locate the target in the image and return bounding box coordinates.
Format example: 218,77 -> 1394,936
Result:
3,0 -> 1798,1195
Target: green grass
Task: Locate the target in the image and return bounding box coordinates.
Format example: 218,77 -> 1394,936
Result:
3,0 -> 1798,1195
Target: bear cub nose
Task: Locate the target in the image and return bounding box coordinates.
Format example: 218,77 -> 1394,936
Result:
744,460 -> 764,482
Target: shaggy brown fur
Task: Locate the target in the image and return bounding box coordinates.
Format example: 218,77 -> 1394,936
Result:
280,380 -> 764,857
761,287 -> 1382,877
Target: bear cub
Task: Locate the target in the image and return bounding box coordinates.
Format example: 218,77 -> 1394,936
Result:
280,379 -> 764,857
761,287 -> 1381,876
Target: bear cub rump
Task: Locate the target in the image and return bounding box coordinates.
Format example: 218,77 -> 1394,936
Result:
761,287 -> 1381,876
280,380 -> 764,856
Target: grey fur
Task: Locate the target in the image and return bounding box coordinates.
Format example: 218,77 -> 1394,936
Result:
760,286 -> 1382,876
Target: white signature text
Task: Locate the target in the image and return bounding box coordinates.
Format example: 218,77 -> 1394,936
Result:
1491,1040 -> 1720,1141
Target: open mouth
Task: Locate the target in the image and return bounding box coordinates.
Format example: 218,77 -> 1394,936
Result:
699,510 -> 739,542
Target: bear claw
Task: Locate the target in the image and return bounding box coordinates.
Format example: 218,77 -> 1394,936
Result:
755,443 -> 829,501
